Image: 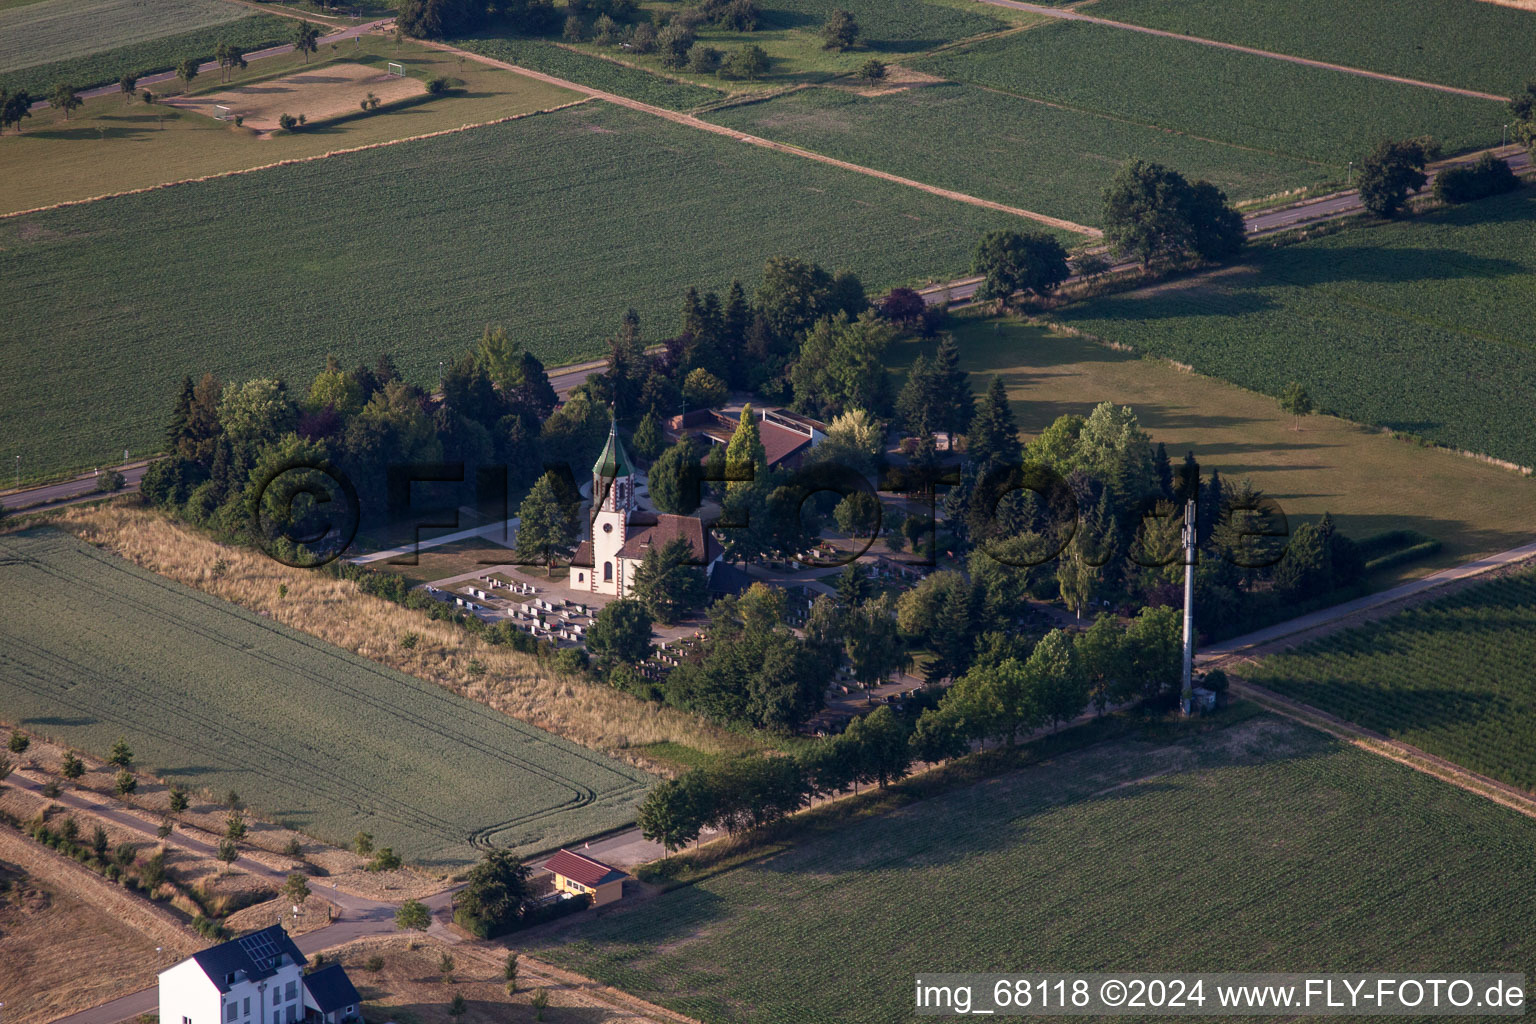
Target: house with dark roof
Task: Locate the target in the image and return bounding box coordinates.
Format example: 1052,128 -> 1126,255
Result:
666,406 -> 828,472
544,848 -> 628,907
158,925 -> 361,1024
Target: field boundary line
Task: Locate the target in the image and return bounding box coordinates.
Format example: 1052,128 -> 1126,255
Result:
415,37 -> 1103,236
971,0 -> 1511,102
1229,679 -> 1536,822
0,98 -> 594,221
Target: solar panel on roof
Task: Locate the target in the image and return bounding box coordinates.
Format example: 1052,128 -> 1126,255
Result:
238,931 -> 281,964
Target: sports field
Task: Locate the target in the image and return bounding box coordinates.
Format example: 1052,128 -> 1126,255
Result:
0,528 -> 653,865
536,712 -> 1536,1022
898,319 -> 1536,576
1250,568 -> 1536,793
0,41 -> 582,215
165,62 -> 426,132
707,83 -> 1331,226
914,20 -> 1506,165
1084,0 -> 1536,97
0,12 -> 294,99
1053,189 -> 1536,470
0,101 -> 1018,481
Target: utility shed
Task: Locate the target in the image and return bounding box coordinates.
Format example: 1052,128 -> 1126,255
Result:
544,849 -> 628,907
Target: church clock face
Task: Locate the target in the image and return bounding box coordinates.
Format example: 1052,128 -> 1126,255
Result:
603,523 -> 614,533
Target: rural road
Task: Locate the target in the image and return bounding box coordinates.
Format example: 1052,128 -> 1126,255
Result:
26,19 -> 389,113
972,0 -> 1511,102
1198,536 -> 1536,663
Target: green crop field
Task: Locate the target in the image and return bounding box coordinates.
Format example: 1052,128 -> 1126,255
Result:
452,36 -> 726,110
0,528 -> 652,865
1250,569 -> 1536,793
0,100 -> 1017,482
1,13 -> 295,99
535,712 -> 1536,1022
1054,189 -> 1536,470
707,83 -> 1331,225
914,20 -> 1506,165
1084,0 -> 1535,98
0,0 -> 246,71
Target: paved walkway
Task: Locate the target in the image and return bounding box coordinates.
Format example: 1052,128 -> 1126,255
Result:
975,0 -> 1511,102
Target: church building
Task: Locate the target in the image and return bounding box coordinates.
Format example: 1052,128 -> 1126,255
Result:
571,422 -> 723,597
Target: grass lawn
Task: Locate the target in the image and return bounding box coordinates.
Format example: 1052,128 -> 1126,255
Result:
1249,568 -> 1536,793
899,316 -> 1536,577
0,11 -> 293,99
0,100 -> 1019,481
1083,0 -> 1536,97
534,711 -> 1536,1022
549,0 -> 1009,96
0,37 -> 583,215
1052,189 -> 1536,471
0,527 -> 654,865
707,82 -> 1332,226
914,19 -> 1507,166
368,536 -> 522,589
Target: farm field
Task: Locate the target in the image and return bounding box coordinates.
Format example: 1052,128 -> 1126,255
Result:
536,712 -> 1536,1022
0,528 -> 654,865
1053,189 -> 1536,470
452,35 -> 727,110
896,318 -> 1536,576
914,20 -> 1506,166
0,100 -> 1018,481
0,0 -> 247,72
707,83 -> 1332,226
1,11 -> 292,99
1249,569 -> 1536,793
0,40 -> 582,215
1083,0 -> 1536,98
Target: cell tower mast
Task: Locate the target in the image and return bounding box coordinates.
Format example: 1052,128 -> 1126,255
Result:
1180,496 -> 1197,716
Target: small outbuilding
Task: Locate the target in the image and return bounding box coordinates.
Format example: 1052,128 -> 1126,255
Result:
544,848 -> 628,907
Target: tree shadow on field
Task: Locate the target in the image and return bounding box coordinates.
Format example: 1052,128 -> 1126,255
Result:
1267,245 -> 1526,288
1258,677 -> 1505,739
21,715 -> 96,727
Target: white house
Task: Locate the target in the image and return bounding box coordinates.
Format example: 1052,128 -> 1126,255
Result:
158,925 -> 361,1024
571,421 -> 722,597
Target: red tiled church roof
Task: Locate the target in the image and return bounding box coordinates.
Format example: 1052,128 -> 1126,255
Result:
618,513 -> 720,564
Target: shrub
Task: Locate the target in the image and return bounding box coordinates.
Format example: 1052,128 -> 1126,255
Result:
8,733 -> 29,754
1433,153 -> 1520,203
426,76 -> 450,95
277,113 -> 297,130
114,769 -> 137,796
61,751 -> 84,779
368,847 -> 401,871
366,954 -> 385,971
95,469 -> 126,493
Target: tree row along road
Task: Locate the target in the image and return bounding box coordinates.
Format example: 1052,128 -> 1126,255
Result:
26,19 -> 391,112
974,0 -> 1512,102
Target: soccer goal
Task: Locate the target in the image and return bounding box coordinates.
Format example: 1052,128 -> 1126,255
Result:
215,104 -> 233,121
387,62 -> 405,77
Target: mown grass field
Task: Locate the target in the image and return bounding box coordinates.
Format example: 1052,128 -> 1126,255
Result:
1054,189 -> 1536,470
1,8 -> 291,98
914,20 -> 1506,165
897,318 -> 1536,577
536,712 -> 1536,1022
1250,569 -> 1536,793
452,35 -> 727,109
0,528 -> 653,865
0,101 -> 1017,481
0,40 -> 582,214
1083,0 -> 1535,97
707,83 -> 1331,225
